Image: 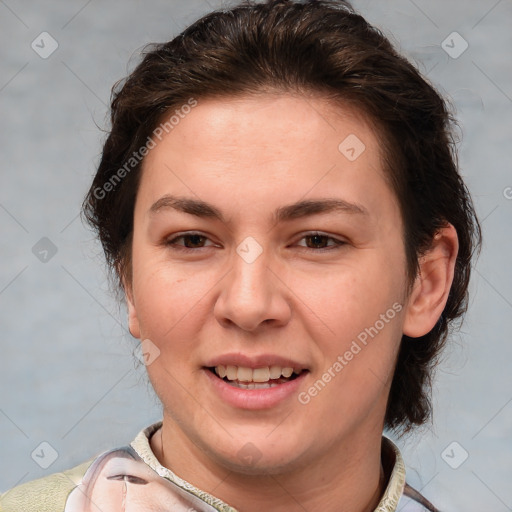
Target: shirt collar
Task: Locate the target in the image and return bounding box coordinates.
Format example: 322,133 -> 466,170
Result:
131,422 -> 407,512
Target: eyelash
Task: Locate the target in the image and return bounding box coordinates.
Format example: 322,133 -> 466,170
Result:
106,474 -> 148,485
164,232 -> 346,252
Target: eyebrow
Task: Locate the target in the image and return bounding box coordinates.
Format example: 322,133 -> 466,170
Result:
148,195 -> 368,223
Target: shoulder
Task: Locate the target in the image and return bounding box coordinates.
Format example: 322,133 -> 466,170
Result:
0,459 -> 93,512
379,436 -> 441,512
0,424 -> 163,512
397,483 -> 441,512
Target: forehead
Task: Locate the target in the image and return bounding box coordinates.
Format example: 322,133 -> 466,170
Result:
147,93 -> 381,164
136,93 -> 396,223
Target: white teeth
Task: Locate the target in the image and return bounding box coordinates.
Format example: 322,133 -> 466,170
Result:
269,365 -> 282,379
213,365 -> 301,382
226,365 -> 237,380
281,367 -> 293,378
237,366 -> 253,382
216,365 -> 226,378
229,381 -> 280,389
252,367 -> 270,382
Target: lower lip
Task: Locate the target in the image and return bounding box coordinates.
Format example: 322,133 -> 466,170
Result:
203,368 -> 308,410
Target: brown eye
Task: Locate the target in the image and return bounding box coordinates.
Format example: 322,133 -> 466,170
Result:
296,232 -> 345,250
305,234 -> 330,249
180,234 -> 207,248
166,232 -> 215,250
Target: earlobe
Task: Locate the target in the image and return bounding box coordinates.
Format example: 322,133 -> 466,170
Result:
123,279 -> 141,340
403,224 -> 459,338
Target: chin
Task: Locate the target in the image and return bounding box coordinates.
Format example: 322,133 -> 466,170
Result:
218,451 -> 305,476
205,433 -> 309,476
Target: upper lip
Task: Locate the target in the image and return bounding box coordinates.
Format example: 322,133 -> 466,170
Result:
204,353 -> 309,371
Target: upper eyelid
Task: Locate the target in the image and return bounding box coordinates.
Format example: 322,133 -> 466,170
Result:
166,232 -> 217,244
106,474 -> 149,484
166,231 -> 346,246
294,231 -> 345,241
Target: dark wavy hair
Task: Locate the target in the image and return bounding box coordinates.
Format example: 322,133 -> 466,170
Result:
82,0 -> 481,433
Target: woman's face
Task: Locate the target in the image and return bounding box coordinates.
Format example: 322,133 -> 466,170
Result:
126,93 -> 410,473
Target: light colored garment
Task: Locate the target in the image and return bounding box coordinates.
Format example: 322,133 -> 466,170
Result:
0,422 -> 438,511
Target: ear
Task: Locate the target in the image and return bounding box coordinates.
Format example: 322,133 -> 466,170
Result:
123,276 -> 141,340
403,224 -> 459,338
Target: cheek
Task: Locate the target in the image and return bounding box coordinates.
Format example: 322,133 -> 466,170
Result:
303,257 -> 404,340
130,261 -> 218,402
301,256 -> 405,401
301,295 -> 404,432
131,259 -> 211,340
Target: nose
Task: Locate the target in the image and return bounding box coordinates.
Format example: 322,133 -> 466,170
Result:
214,249 -> 292,332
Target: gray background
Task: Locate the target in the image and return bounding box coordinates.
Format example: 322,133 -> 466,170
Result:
1,0 -> 511,510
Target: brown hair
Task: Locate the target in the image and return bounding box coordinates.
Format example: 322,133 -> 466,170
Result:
82,0 -> 481,433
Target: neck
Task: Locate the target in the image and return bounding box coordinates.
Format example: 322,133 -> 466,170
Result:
151,416 -> 387,512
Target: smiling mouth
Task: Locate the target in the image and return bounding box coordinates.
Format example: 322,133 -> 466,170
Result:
207,365 -> 306,389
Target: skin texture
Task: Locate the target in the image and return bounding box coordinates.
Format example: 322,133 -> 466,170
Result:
125,93 -> 458,512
